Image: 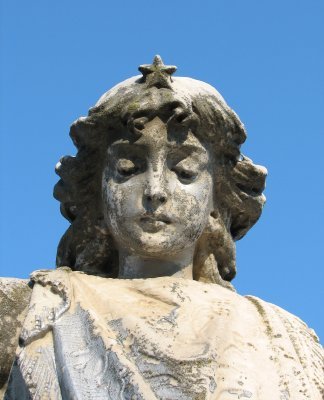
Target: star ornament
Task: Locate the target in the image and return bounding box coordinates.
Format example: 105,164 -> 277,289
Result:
138,55 -> 177,89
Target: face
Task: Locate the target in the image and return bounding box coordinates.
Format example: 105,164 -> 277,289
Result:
102,117 -> 214,258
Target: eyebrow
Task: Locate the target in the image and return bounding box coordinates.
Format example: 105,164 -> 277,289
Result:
109,141 -> 206,154
168,143 -> 206,154
109,142 -> 146,152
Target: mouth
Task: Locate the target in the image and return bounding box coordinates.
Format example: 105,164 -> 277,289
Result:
138,214 -> 172,233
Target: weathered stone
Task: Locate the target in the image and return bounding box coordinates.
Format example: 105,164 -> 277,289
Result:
4,269 -> 324,399
1,56 -> 323,399
0,279 -> 31,396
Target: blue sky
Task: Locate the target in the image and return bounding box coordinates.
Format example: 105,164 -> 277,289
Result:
1,1 -> 323,340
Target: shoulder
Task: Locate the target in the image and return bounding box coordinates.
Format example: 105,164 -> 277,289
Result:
0,278 -> 32,392
244,294 -> 322,344
244,295 -> 323,394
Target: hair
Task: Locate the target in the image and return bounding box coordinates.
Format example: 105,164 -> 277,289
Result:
54,75 -> 267,289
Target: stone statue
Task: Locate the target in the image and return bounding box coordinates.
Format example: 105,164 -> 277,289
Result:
1,56 -> 323,399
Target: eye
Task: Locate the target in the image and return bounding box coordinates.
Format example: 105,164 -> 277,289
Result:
116,159 -> 138,177
172,167 -> 198,183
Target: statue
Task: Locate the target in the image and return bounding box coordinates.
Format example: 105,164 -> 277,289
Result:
1,56 -> 323,399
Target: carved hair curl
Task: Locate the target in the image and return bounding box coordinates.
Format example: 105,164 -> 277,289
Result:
54,76 -> 267,289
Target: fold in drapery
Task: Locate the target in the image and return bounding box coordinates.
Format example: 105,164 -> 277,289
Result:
5,268 -> 323,399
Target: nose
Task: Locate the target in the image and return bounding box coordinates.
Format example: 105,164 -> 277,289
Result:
143,172 -> 168,209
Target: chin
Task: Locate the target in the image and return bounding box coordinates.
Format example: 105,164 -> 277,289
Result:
126,235 -> 193,258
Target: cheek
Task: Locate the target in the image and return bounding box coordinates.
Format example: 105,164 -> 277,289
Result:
175,173 -> 213,209
172,175 -> 213,230
103,178 -> 142,223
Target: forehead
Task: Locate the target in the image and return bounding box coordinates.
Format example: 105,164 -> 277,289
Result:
112,116 -> 207,153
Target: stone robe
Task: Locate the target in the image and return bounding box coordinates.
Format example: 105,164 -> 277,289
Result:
1,268 -> 323,399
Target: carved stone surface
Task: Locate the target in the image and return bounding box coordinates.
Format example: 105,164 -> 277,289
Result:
3,268 -> 324,399
1,57 -> 323,399
0,279 -> 31,396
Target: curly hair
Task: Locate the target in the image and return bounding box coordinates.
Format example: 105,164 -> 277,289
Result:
54,74 -> 267,289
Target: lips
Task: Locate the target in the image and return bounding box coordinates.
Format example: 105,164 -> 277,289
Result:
138,213 -> 172,233
140,214 -> 171,224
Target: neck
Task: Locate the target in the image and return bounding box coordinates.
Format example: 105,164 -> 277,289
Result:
118,249 -> 194,279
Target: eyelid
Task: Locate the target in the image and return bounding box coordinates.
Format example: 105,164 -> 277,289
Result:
117,159 -> 136,169
171,164 -> 199,184
172,156 -> 205,172
115,158 -> 144,179
173,164 -> 197,174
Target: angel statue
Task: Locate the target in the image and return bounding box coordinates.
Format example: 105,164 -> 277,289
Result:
1,56 -> 322,399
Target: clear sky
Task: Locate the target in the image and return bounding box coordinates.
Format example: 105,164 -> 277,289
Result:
1,1 -> 323,340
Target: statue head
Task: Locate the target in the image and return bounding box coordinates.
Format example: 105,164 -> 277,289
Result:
54,56 -> 267,288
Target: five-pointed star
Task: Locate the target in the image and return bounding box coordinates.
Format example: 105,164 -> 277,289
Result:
138,55 -> 177,89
